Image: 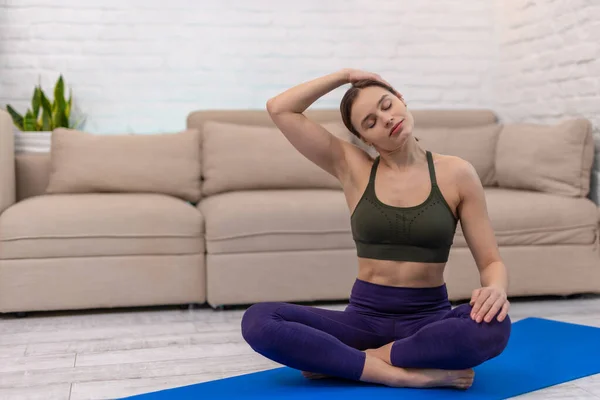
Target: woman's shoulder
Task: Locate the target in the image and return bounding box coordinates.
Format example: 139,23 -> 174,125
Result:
430,152 -> 482,194
431,152 -> 474,173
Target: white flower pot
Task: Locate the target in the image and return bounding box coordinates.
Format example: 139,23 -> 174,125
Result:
14,129 -> 52,153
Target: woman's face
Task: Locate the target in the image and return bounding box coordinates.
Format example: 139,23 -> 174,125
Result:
350,86 -> 414,149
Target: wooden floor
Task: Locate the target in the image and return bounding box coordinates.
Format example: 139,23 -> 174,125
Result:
1,295 -> 600,400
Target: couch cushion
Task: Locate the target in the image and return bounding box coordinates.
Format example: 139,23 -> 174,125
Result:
0,194 -> 204,259
413,124 -> 502,186
45,128 -> 202,203
495,119 -> 594,197
411,109 -> 498,128
198,190 -> 354,254
453,188 -> 598,247
201,121 -> 354,196
16,153 -> 51,201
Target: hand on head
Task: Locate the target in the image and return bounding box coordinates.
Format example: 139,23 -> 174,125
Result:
341,68 -> 403,100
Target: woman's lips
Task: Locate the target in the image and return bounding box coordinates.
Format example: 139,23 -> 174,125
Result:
390,120 -> 404,136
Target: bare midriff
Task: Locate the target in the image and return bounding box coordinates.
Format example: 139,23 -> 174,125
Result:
356,257 -> 446,288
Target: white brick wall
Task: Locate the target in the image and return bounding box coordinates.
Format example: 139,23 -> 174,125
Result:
0,0 -> 496,135
492,0 -> 600,202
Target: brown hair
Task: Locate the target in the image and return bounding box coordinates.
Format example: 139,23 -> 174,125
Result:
340,79 -> 402,140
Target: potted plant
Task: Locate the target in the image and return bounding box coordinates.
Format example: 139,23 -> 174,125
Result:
5,75 -> 84,153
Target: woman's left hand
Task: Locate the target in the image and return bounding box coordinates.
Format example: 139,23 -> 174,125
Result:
469,285 -> 510,323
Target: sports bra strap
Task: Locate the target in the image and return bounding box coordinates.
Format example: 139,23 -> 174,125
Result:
426,150 -> 438,187
368,156 -> 380,187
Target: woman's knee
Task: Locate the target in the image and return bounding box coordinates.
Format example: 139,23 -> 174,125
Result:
442,305 -> 511,367
241,302 -> 284,346
470,313 -> 512,363
488,313 -> 512,357
457,304 -> 511,348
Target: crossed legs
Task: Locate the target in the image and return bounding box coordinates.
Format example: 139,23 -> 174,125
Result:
241,302 -> 510,388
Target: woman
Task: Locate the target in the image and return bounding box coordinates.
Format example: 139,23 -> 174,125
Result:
240,68 -> 511,390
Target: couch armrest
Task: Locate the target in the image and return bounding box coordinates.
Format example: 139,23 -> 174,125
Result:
0,110 -> 16,214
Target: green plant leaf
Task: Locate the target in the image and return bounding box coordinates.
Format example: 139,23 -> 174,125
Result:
32,86 -> 42,119
41,109 -> 52,131
52,75 -> 69,128
23,109 -> 38,131
10,74 -> 78,131
65,89 -> 72,127
40,91 -> 53,130
40,91 -> 52,115
66,89 -> 72,116
54,75 -> 65,110
6,104 -> 24,130
53,103 -> 67,128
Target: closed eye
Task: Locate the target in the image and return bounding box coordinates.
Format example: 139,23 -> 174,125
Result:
367,99 -> 392,129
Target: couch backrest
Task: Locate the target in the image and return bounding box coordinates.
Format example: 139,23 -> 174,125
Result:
14,108 -> 594,202
186,108 -> 499,131
15,109 -> 500,201
187,108 -> 501,197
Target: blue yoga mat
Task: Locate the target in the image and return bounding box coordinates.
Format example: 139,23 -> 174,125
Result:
122,317 -> 600,399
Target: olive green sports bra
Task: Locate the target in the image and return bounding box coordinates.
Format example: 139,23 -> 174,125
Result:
350,151 -> 458,263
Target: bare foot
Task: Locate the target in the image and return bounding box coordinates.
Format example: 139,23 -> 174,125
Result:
303,350 -> 475,390
360,352 -> 475,390
408,367 -> 475,390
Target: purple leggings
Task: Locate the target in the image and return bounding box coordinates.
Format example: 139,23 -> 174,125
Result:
241,279 -> 511,381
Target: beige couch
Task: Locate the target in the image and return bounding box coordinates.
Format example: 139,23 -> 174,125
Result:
0,108 -> 599,314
